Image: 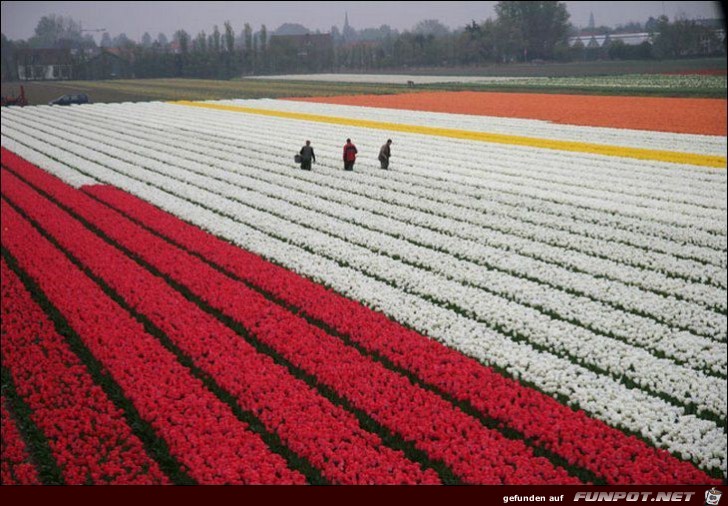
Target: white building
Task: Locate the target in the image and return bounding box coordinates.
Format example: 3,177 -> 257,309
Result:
568,32 -> 652,49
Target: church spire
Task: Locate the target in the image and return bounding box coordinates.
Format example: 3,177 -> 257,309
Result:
342,11 -> 355,42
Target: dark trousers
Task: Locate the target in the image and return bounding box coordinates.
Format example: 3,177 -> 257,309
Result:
379,156 -> 389,169
301,159 -> 312,170
344,161 -> 355,171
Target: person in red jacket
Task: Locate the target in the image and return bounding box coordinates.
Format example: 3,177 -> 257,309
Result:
343,138 -> 358,171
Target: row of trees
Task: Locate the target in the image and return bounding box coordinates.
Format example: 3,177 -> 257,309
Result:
651,15 -> 725,58
334,11 -> 724,69
134,21 -> 271,78
2,2 -> 725,81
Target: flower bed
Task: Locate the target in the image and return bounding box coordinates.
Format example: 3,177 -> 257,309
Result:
1,258 -> 168,484
1,97 -> 725,484
0,396 -> 40,485
1,193 -> 304,485
289,90 -> 727,135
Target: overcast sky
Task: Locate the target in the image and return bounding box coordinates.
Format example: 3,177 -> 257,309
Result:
2,1 -> 724,42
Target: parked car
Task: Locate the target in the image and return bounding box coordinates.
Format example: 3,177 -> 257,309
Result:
48,93 -> 90,106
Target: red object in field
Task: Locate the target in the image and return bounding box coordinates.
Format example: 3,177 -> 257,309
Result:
1,85 -> 28,107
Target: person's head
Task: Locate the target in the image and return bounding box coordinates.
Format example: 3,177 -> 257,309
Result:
306,140 -> 311,146
387,139 -> 392,145
346,138 -> 351,143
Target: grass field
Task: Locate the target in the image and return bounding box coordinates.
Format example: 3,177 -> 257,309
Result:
2,58 -> 726,106
387,57 -> 727,77
1,79 -> 414,107
254,73 -> 726,98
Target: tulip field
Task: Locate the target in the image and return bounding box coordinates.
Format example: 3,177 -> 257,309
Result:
251,72 -> 727,95
1,92 -> 726,485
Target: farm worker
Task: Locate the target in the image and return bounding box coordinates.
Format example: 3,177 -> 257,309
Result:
378,139 -> 392,169
343,138 -> 358,171
300,140 -> 315,170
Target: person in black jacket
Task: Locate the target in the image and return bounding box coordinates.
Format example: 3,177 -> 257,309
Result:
378,139 -> 392,169
299,140 -> 315,170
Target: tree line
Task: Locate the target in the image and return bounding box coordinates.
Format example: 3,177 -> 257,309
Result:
1,1 -> 725,81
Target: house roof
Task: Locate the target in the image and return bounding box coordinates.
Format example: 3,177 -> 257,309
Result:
270,33 -> 333,49
85,48 -> 133,64
610,33 -> 652,45
568,32 -> 652,47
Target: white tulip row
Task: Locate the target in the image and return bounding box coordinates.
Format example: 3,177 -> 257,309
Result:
246,73 -> 541,85
1,119 -> 725,475
18,103 -> 725,287
8,105 -> 725,339
31,120 -> 728,417
185,101 -> 728,236
505,74 -> 727,92
25,117 -> 728,416
73,103 -> 728,289
4,107 -> 724,354
0,134 -> 96,188
56,102 -> 728,249
81,104 -> 728,261
243,73 -> 726,94
13,104 -> 728,371
3,112 -> 727,416
227,98 -> 728,161
218,103 -> 727,213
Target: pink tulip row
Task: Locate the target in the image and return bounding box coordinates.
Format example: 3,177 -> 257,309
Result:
1,396 -> 40,485
2,153 -> 578,485
70,169 -> 720,485
1,169 -> 438,485
1,259 -> 168,484
0,190 -> 304,485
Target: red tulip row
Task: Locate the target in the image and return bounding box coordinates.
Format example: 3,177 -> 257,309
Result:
1,170 -> 438,485
1,154 -> 577,484
75,190 -> 717,486
1,396 -> 40,485
64,163 -> 718,485
0,196 -> 304,485
1,258 -> 168,484
2,147 -> 718,484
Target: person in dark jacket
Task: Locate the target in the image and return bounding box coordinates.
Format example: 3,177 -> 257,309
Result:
343,138 -> 358,171
299,140 -> 315,170
378,139 -> 392,169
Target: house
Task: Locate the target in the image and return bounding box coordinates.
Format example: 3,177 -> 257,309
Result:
269,33 -> 333,58
16,48 -> 73,81
77,49 -> 132,80
610,32 -> 652,46
169,39 -> 182,54
568,32 -> 652,49
569,34 -> 606,49
268,33 -> 334,72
